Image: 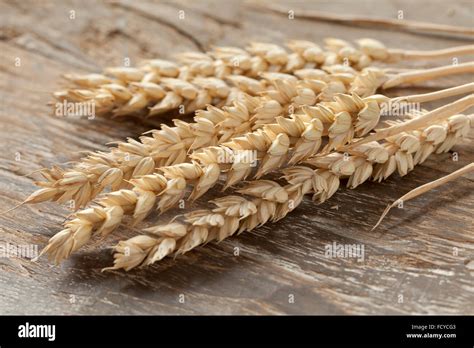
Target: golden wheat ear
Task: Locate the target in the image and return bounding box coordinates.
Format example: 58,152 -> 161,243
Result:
55,37 -> 474,118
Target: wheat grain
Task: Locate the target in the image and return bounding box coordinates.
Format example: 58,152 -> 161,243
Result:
38,92 -> 473,264
105,113 -> 473,270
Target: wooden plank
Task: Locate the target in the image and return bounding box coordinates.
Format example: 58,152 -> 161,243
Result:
0,0 -> 473,315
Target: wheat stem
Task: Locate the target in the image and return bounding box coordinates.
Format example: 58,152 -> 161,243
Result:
248,2 -> 474,37
391,83 -> 474,103
383,62 -> 474,89
388,45 -> 474,61
372,162 -> 474,230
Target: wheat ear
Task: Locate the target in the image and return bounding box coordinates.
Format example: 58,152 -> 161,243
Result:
106,113 -> 473,270
38,92 -> 473,264
56,38 -> 473,117
26,66 -> 384,208
29,72 -> 355,208
28,65 -> 471,209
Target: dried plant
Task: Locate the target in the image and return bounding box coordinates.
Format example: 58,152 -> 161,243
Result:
55,38 -> 473,117
27,66 -> 472,209
105,113 -> 474,270
249,2 -> 474,37
30,74 -> 340,208
37,93 -> 473,264
372,162 -> 474,230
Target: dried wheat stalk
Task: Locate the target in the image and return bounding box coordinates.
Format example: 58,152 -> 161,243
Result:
28,66 -> 473,209
55,38 -> 473,117
38,93 -> 473,264
249,2 -> 474,37
105,113 -> 473,270
372,162 -> 474,230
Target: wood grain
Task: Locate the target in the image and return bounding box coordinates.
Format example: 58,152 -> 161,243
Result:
0,0 -> 473,315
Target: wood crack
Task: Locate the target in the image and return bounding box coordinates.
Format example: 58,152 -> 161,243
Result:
111,1 -> 206,52
163,1 -> 241,28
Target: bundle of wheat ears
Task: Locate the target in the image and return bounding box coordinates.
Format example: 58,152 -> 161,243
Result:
9,37 -> 472,271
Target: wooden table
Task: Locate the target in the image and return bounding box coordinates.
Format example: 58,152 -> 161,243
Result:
0,0 -> 472,315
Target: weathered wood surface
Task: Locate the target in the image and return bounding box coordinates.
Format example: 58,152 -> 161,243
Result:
0,0 -> 473,315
